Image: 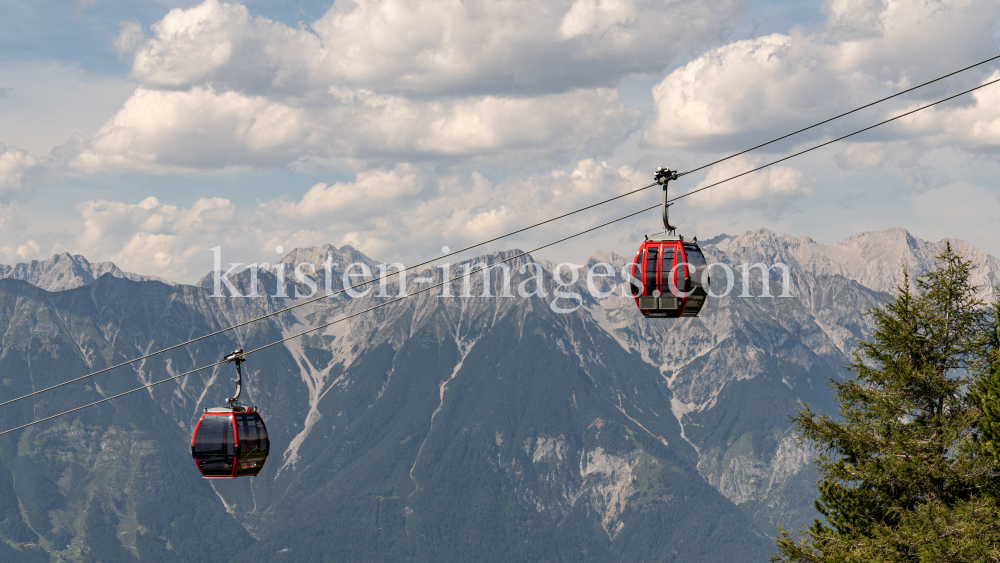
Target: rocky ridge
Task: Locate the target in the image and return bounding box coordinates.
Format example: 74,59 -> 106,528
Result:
0,252 -> 168,292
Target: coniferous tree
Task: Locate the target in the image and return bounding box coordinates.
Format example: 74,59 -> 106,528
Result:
774,244 -> 1000,562
970,300 -> 1000,464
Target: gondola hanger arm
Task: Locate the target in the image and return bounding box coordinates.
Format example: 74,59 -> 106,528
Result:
654,167 -> 678,234
224,348 -> 245,408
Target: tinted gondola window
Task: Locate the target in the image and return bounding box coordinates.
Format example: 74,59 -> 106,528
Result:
660,247 -> 675,293
256,417 -> 269,453
194,415 -> 235,477
684,245 -> 706,267
236,414 -> 268,453
644,248 -> 657,295
195,415 -> 233,455
234,413 -> 269,477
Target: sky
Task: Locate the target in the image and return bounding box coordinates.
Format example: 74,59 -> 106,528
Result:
0,0 -> 999,283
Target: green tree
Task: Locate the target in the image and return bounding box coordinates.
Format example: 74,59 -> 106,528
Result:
774,244 -> 1000,562
969,300 -> 1000,465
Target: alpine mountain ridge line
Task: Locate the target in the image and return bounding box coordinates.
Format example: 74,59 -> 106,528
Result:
0,227 -> 996,561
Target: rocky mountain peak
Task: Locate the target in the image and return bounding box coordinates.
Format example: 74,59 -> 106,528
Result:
0,252 -> 168,292
703,227 -> 999,297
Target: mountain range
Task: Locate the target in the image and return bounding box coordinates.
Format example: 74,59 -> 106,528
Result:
0,227 -> 995,562
0,253 -> 167,292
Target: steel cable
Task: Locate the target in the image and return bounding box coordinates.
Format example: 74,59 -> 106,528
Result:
676,53 -> 1000,178
671,75 -> 1000,203
0,204 -> 659,436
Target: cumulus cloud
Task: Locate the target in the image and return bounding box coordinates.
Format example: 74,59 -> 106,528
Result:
835,142 -> 886,170
0,239 -> 40,261
71,84 -> 635,172
276,167 -> 424,219
70,160 -> 646,281
114,21 -> 145,58
75,196 -> 242,279
0,145 -> 48,204
645,33 -> 846,149
132,0 -> 736,96
57,0 -> 729,173
644,0 -> 1000,152
686,156 -> 815,220
891,71 -> 1000,151
823,0 -> 888,41
823,0 -> 1000,84
133,0 -> 321,93
71,87 -> 313,172
269,158 -> 643,262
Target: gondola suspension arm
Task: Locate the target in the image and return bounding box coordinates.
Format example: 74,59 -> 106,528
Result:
224,348 -> 245,408
655,167 -> 678,234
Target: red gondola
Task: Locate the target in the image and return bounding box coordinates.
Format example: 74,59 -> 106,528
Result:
629,168 -> 709,318
191,350 -> 269,478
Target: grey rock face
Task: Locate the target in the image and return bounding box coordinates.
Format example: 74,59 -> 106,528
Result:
707,227 -> 999,298
0,253 -> 169,292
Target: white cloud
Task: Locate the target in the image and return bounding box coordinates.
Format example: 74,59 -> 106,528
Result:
0,239 -> 40,261
72,85 -> 636,172
276,167 -> 424,219
322,87 -> 636,160
54,0 -> 725,173
68,159 -> 647,281
281,158 -> 644,263
835,142 -> 886,170
71,86 -> 312,173
64,0 -> 708,173
0,145 -> 48,204
560,0 -> 640,39
311,0 -> 734,95
891,71 -> 1000,151
645,33 -> 841,149
686,156 -> 815,219
823,0 -> 887,41
644,0 -> 1000,152
114,20 -> 145,58
75,196 -> 242,280
132,0 -> 736,96
133,0 -> 322,93
823,0 -> 1000,85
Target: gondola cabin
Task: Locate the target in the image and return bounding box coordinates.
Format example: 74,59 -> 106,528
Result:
191,407 -> 269,478
630,234 -> 708,318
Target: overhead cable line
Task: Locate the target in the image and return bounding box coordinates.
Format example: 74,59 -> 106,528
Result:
669,74 -> 1000,203
0,204 -> 660,436
0,181 -> 660,409
676,53 -> 1000,178
3,56 -> 996,411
